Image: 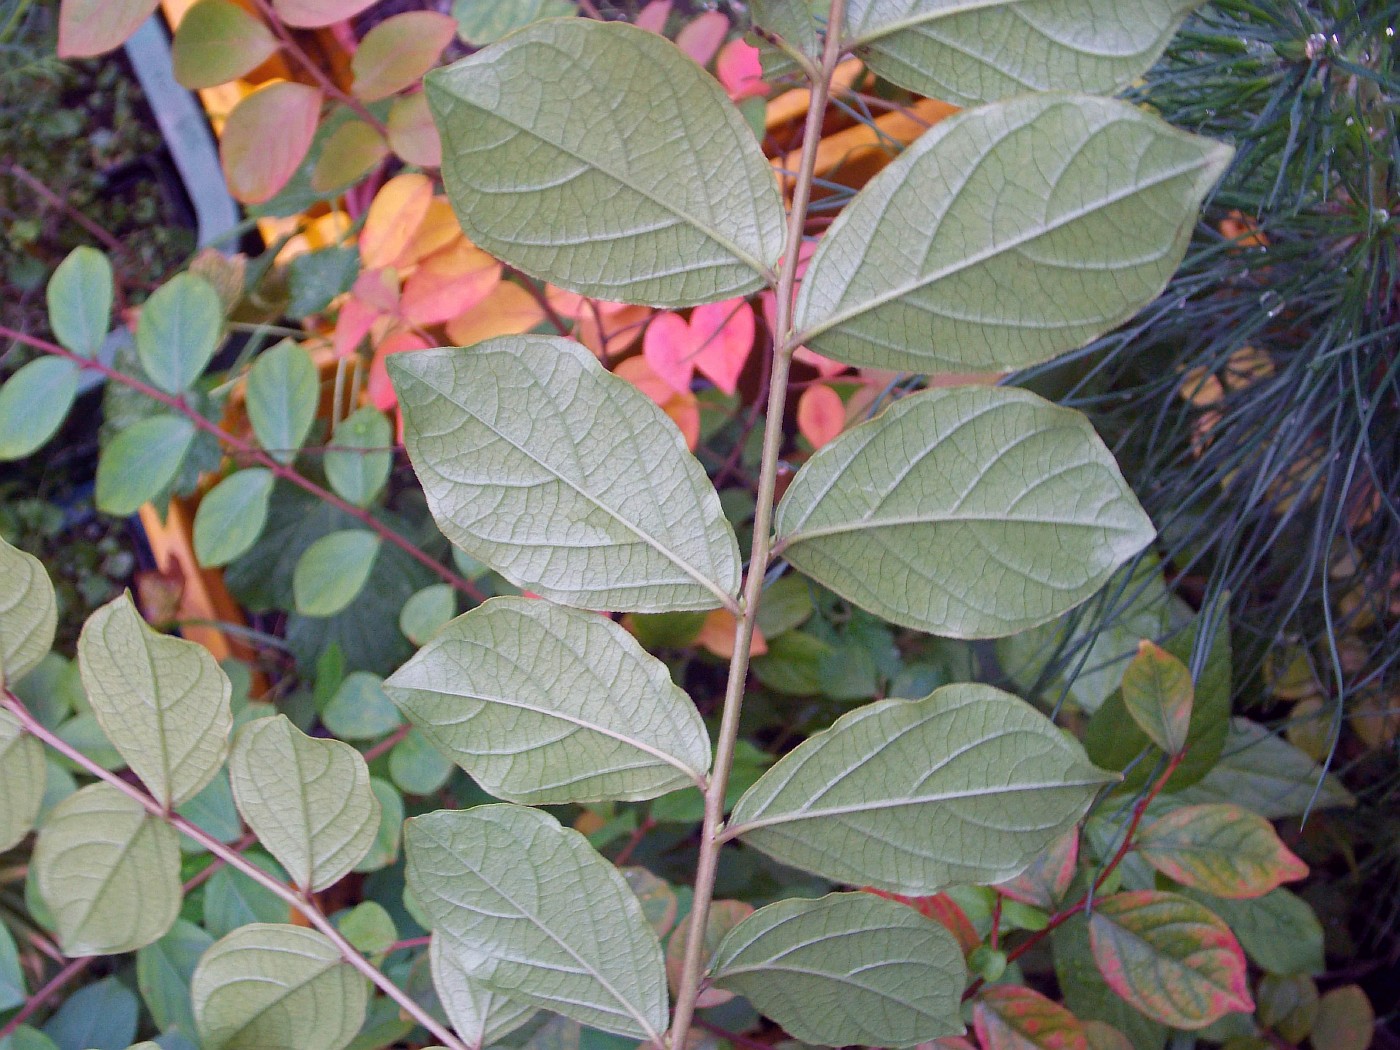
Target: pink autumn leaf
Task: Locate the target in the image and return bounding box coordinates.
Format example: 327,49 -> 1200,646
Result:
368,330 -> 430,410
635,0 -> 671,33
351,267 -> 400,312
716,38 -> 769,100
642,311 -> 696,394
690,299 -> 754,395
333,297 -> 382,359
797,384 -> 845,448
676,10 -> 728,67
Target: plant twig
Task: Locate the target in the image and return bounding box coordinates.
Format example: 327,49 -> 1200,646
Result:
665,2 -> 847,1045
3,164 -> 130,261
0,324 -> 485,603
0,690 -> 471,1050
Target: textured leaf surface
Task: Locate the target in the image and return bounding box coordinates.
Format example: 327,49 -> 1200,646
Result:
171,0 -> 279,89
392,338 -> 739,612
136,273 -> 223,393
46,246 -> 112,358
774,386 -> 1154,637
0,357 -> 80,462
426,19 -> 784,306
1181,888 -> 1323,976
1135,804 -> 1308,898
194,469 -> 275,567
452,0 -> 575,44
405,805 -> 668,1041
387,598 -> 709,802
792,94 -> 1231,373
1053,911 -> 1167,1050
844,0 -> 1204,105
430,934 -> 537,1049
95,415 -> 196,516
728,684 -> 1115,893
228,715 -> 380,891
77,592 -> 232,807
974,985 -> 1088,1050
246,340 -> 318,463
0,709 -> 45,851
711,892 -> 965,1047
33,783 -> 181,955
1120,640 -> 1193,754
293,530 -> 381,617
1088,890 -> 1253,1029
191,924 -> 366,1050
1,536 -> 56,686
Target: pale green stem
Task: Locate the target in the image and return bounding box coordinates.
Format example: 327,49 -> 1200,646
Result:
665,3 -> 848,1046
0,690 -> 471,1050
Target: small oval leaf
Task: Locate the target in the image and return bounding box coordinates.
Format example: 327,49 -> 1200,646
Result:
78,592 -> 233,808
57,0 -> 157,57
974,985 -> 1088,1050
774,386 -> 1155,638
1135,803 -> 1309,898
387,597 -> 710,803
351,12 -> 456,101
324,407 -> 392,508
405,804 -> 669,1041
194,469 -> 276,567
33,783 -> 181,955
425,19 -> 785,305
95,415 -> 197,517
191,923 -> 367,1050
1087,890 -> 1253,1029
1,536 -> 57,687
46,246 -> 113,358
310,119 -> 389,194
246,340 -> 319,463
293,530 -> 381,617
711,892 -> 966,1047
391,338 -> 740,612
171,0 -> 279,89
792,94 -> 1232,374
1120,640 -> 1193,755
728,684 -> 1116,893
221,82 -> 323,205
228,715 -> 381,892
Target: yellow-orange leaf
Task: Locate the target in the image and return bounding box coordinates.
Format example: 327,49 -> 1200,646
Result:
360,174 -> 434,270
445,282 -> 547,347
352,12 -> 457,102
221,82 -> 322,204
797,384 -> 845,449
1135,803 -> 1308,898
696,608 -> 766,660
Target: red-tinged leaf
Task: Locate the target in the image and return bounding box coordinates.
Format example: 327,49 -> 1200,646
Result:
665,899 -> 753,1007
1088,890 -> 1253,1029
400,242 -> 502,326
1311,986 -> 1374,1050
1121,640 -> 1194,755
352,268 -> 400,313
58,0 -> 157,57
1081,1021 -> 1134,1050
716,38 -> 769,100
359,174 -> 435,270
311,119 -> 388,193
613,356 -> 699,450
221,81 -> 322,204
675,10 -> 728,67
862,888 -> 980,955
696,608 -> 767,660
273,0 -> 376,28
996,829 -> 1079,910
394,199 -> 461,270
643,311 -> 698,393
797,384 -> 845,449
445,282 -> 546,347
635,0 -> 671,33
793,344 -> 849,377
369,330 -> 430,410
171,0 -> 278,89
1135,803 -> 1308,898
578,304 -> 651,359
690,299 -> 754,395
974,986 -> 1089,1050
351,11 -> 456,102
387,93 -> 442,167
333,297 -> 381,358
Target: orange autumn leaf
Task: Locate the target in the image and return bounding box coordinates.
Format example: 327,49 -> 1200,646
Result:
359,173 -> 434,269
400,241 -> 502,326
696,608 -> 766,660
861,888 -> 980,954
578,303 -> 651,359
445,281 -> 546,346
797,383 -> 845,448
393,198 -> 461,270
614,356 -> 699,450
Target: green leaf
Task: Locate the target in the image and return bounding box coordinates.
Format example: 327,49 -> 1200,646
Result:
137,919 -> 214,1041
324,407 -> 392,508
728,684 -> 1115,893
338,901 -> 396,956
1,535 -> 57,687
0,912 -> 25,1010
452,0 -> 574,44
430,933 -> 537,1048
0,357 -> 80,462
293,530 -> 382,617
228,715 -> 381,891
843,0 -> 1204,105
191,923 -> 367,1050
1174,718 -> 1355,819
1119,640 -> 1193,754
203,852 -> 290,937
311,118 -> 390,194
32,782 -> 182,955
46,247 -> 113,357
287,247 -> 360,317
754,574 -> 815,638
387,728 -> 453,796
1180,888 -> 1323,976
1135,803 -> 1309,898
321,671 -> 401,740
710,892 -> 965,1047
387,597 -> 710,803
171,0 -> 279,88
398,584 -> 455,646
351,11 -> 456,101
426,19 -> 784,306
136,273 -> 225,393
774,386 -> 1155,638
1310,986 -> 1374,1050
77,591 -> 233,807
194,469 -> 276,567
41,975 -> 138,1050
1053,911 -> 1167,1050
353,777 -> 403,873
246,340 -> 318,463
405,804 -> 668,1041
974,985 -> 1088,1050
95,415 -> 197,516
792,94 -> 1231,374
2,1025 -> 60,1050
1087,890 -> 1253,1029
391,339 -> 740,612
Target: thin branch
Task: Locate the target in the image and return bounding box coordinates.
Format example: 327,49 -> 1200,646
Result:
0,324 -> 485,602
3,164 -> 129,260
0,690 -> 471,1050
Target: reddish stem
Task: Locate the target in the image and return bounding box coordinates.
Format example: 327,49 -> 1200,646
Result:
360,721 -> 412,763
0,324 -> 484,602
